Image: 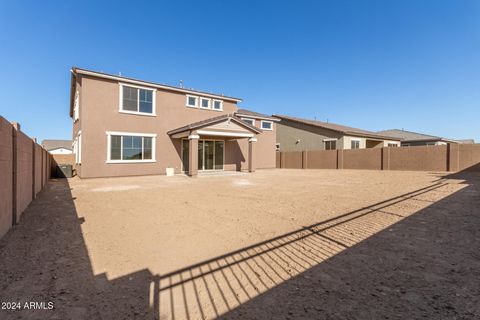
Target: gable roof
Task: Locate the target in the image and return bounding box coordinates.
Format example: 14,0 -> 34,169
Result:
41,140 -> 73,151
274,114 -> 400,141
235,109 -> 278,121
376,129 -> 459,143
167,114 -> 262,136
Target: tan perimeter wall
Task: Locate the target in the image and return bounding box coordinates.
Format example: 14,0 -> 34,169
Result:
276,144 -> 480,172
343,148 -> 382,170
0,118 -> 13,238
0,116 -> 51,240
458,144 -> 480,171
387,145 -> 448,171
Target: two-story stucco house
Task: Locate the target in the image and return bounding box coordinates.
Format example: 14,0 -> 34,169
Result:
69,67 -> 277,178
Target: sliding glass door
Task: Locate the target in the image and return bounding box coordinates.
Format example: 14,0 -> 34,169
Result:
182,139 -> 224,172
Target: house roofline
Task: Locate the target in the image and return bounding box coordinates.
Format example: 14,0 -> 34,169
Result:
71,67 -> 243,103
274,115 -> 402,141
235,113 -> 280,121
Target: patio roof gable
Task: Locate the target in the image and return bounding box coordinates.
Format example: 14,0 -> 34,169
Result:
168,114 -> 261,138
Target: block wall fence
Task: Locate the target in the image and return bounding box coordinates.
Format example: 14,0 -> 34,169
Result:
0,116 -> 52,239
276,144 -> 480,172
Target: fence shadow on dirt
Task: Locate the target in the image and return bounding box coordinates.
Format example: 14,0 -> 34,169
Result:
217,171 -> 480,319
0,171 -> 479,319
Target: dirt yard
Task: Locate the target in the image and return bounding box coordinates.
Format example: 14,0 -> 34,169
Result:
0,169 -> 479,320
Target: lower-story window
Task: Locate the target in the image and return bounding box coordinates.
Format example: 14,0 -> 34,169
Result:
324,139 -> 337,150
106,132 -> 156,163
351,139 -> 360,149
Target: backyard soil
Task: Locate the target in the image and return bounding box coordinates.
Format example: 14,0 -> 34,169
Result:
0,169 -> 479,319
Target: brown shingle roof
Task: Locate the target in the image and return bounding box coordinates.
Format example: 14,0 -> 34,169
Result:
235,109 -> 278,120
274,114 -> 401,141
377,129 -> 470,144
376,129 -> 441,141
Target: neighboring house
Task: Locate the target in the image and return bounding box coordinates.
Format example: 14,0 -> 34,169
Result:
274,115 -> 401,152
69,67 -> 277,178
376,129 -> 475,147
41,140 -> 73,154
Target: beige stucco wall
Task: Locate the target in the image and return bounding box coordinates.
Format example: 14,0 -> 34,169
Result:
234,120 -> 276,170
277,120 -> 400,152
75,75 -> 275,178
342,136 -> 366,149
276,120 -> 344,152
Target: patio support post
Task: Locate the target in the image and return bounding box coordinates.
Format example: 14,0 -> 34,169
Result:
248,137 -> 257,172
188,132 -> 199,177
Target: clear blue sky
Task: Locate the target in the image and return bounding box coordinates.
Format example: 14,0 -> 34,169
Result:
1,0 -> 479,142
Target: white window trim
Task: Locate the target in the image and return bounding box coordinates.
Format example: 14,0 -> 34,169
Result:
324,138 -> 337,150
200,97 -> 211,109
73,130 -> 82,164
78,132 -> 82,164
119,83 -> 157,116
212,99 -> 223,111
186,95 -> 199,108
73,90 -> 80,121
260,120 -> 273,130
241,117 -> 255,126
106,131 -> 157,163
351,139 -> 360,149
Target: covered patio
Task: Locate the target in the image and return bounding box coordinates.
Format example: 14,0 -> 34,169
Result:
167,114 -> 262,177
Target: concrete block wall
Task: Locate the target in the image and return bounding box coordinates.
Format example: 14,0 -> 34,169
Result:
0,116 -> 51,239
0,118 -> 13,238
276,144 -> 480,172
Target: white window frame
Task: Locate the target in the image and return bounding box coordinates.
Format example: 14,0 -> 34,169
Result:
73,90 -> 80,121
73,131 -> 82,164
186,95 -> 199,108
106,131 -> 157,163
200,97 -> 211,109
119,83 -> 156,116
323,138 -> 337,150
260,120 -> 273,131
241,117 -> 255,126
351,138 -> 361,149
212,99 -> 223,111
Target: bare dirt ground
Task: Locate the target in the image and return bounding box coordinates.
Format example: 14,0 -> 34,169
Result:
0,169 -> 479,320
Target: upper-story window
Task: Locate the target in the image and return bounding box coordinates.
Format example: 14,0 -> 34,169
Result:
260,120 -> 273,130
241,118 -> 255,126
120,84 -> 156,116
186,94 -> 223,112
200,98 -> 210,109
213,100 -> 223,110
186,95 -> 198,108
